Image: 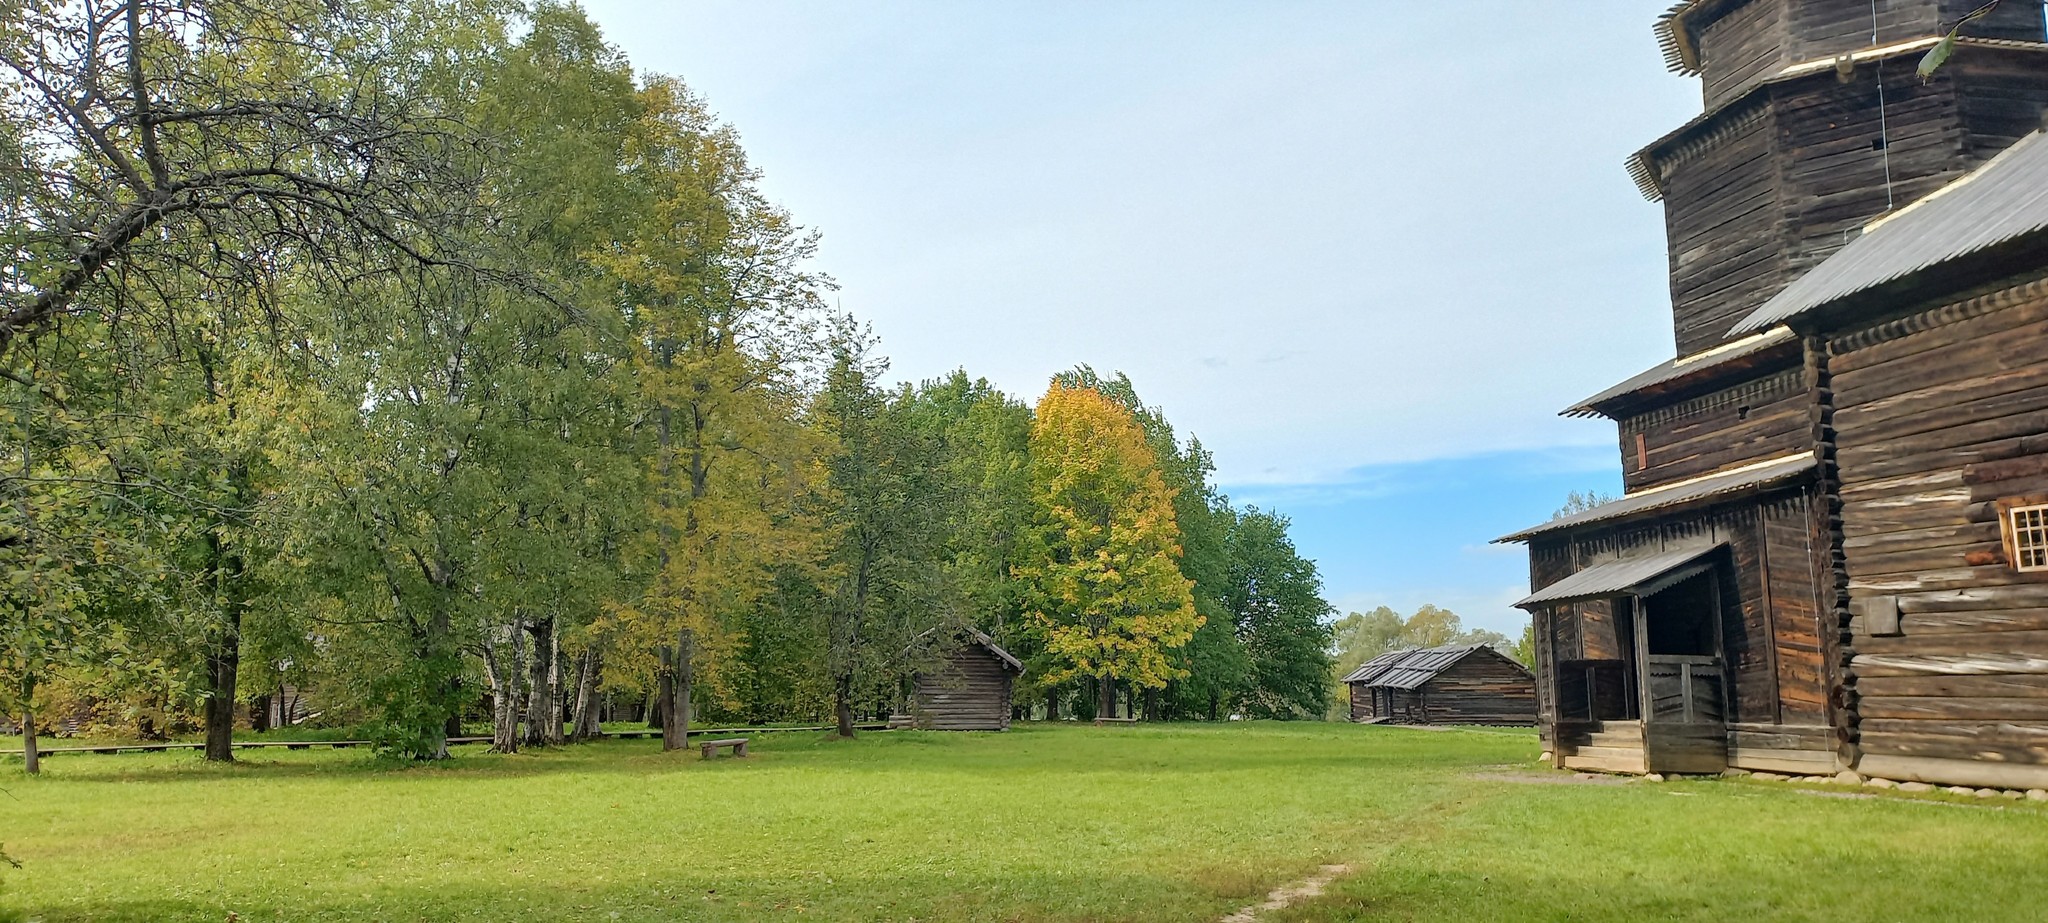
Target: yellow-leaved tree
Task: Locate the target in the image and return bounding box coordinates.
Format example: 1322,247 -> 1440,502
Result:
1016,383 -> 1201,719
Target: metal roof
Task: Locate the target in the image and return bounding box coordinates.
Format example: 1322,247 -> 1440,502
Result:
1339,648 -> 1413,685
1341,644 -> 1523,691
1496,453 -> 1815,543
1563,326 -> 1796,418
1513,545 -> 1724,610
1731,129 -> 2048,336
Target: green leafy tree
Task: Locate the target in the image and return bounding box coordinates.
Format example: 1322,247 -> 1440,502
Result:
1222,508 -> 1334,719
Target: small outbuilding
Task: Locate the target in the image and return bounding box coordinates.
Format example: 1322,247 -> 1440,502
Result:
1343,644 -> 1537,726
892,628 -> 1024,731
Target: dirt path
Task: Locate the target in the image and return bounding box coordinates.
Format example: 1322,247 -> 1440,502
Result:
1218,863 -> 1354,923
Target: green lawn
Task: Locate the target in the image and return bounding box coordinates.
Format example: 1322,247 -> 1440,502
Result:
2,723 -> 2045,922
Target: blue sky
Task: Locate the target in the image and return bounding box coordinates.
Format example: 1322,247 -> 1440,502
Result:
576,1 -> 1702,636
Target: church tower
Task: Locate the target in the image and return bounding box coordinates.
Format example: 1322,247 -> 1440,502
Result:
1634,0 -> 2048,355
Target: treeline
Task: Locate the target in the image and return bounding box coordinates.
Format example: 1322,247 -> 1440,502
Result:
0,1 -> 1332,770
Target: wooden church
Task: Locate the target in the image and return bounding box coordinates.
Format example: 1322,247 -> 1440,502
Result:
1501,0 -> 2048,788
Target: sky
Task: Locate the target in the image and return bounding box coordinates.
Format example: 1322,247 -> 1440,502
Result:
575,1 -> 1707,636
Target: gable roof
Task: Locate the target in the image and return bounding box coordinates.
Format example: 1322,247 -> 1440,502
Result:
1731,129 -> 2048,336
1341,644 -> 1529,690
911,626 -> 1025,674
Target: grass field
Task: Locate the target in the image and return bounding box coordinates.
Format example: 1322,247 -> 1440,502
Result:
4,722 -> 2046,922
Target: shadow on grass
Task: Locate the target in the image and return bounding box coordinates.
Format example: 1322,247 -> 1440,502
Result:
10,867 -> 1256,923
8,722 -> 1535,786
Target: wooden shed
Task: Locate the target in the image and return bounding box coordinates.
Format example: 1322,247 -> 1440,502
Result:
1498,0 -> 2048,785
892,628 -> 1024,731
1343,645 -> 1537,726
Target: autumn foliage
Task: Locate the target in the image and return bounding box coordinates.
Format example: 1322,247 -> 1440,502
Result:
1015,385 -> 1201,719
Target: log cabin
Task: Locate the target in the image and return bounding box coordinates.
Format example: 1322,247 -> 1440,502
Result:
891,628 -> 1024,731
1343,644 -> 1537,726
1499,0 -> 2048,785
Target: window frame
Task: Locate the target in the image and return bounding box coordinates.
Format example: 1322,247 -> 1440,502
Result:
2010,503 -> 2048,574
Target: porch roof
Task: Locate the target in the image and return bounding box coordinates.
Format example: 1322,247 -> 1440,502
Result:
1512,545 -> 1723,610
1494,453 -> 1814,543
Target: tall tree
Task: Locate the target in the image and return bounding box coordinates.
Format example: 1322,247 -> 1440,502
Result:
1015,384 -> 1200,720
812,332 -> 949,737
1222,508 -> 1334,719
595,76 -> 829,752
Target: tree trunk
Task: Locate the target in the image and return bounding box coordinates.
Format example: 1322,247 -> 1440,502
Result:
657,645 -> 680,751
545,623 -> 565,744
201,529 -> 245,763
20,671 -> 38,776
570,647 -> 604,741
676,627 -> 694,743
1144,688 -> 1160,722
1045,689 -> 1058,721
1208,691 -> 1220,722
522,617 -> 554,748
483,622 -> 522,753
833,671 -> 856,739
250,693 -> 272,733
1096,673 -> 1115,720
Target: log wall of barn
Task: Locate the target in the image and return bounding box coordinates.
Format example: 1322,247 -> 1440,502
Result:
910,645 -> 1014,731
1830,279 -> 2048,788
1418,651 -> 1537,726
1348,682 -> 1377,721
1619,366 -> 1809,492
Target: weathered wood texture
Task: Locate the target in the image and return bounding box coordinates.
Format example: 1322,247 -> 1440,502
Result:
1620,367 -> 1809,492
1832,283 -> 2048,772
1687,0 -> 2045,110
906,643 -> 1015,731
1525,488 -> 1832,762
1655,46 -> 2048,355
1417,648 -> 1538,726
1347,648 -> 1537,726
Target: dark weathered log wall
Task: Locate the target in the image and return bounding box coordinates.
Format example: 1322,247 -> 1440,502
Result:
1832,281 -> 2048,783
1663,102 -> 1785,354
1524,489 -> 1836,768
1655,46 -> 2048,356
1348,682 -> 1376,721
1689,0 -> 2045,111
1620,367 -> 1808,492
1418,650 -> 1537,726
910,645 -> 1014,731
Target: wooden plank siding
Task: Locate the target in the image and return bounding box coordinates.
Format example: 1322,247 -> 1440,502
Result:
1831,281 -> 2048,784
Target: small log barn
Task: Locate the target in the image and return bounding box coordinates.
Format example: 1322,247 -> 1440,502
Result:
893,628 -> 1024,731
1342,644 -> 1537,726
1499,0 -> 2048,787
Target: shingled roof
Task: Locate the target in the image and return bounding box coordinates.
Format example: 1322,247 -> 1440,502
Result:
1341,644 -> 1521,691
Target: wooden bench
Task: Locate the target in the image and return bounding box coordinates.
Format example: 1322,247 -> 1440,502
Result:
698,737 -> 749,759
